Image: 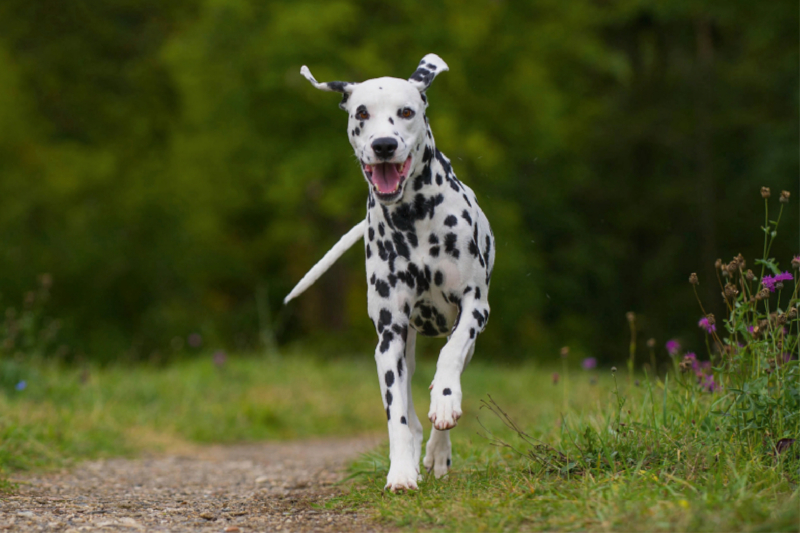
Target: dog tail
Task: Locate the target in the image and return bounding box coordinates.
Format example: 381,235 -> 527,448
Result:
283,220 -> 367,305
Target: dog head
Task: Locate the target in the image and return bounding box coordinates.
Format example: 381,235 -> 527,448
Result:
301,54 -> 449,204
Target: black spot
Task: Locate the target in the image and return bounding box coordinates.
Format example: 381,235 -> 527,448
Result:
389,117 -> 394,124
463,286 -> 473,294
370,273 -> 376,284
461,210 -> 472,225
403,303 -> 411,317
388,274 -> 397,287
429,234 -> 439,245
378,309 -> 392,333
400,416 -> 407,425
414,316 -> 424,327
410,67 -> 433,86
421,322 -> 438,337
355,127 -> 360,136
447,458 -> 451,466
484,235 -> 492,267
366,244 -> 372,258
423,145 -> 433,163
385,390 -> 393,406
368,227 -> 375,241
420,305 -> 432,319
470,327 -> 476,339
378,223 -> 385,237
444,215 -> 458,227
462,194 -> 472,207
328,81 -> 350,93
443,388 -> 452,396
397,358 -> 404,378
413,175 -> 424,191
375,279 -> 390,298
475,287 -> 482,300
435,149 -> 451,173
407,232 -> 418,248
386,407 -> 391,420
380,330 -> 394,353
429,246 -> 440,257
434,270 -> 444,286
468,240 -> 480,257
377,241 -> 388,261
444,233 -> 460,258
436,173 -> 443,186
472,309 -> 485,327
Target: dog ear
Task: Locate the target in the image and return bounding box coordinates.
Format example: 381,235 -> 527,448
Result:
408,54 -> 449,94
300,66 -> 357,110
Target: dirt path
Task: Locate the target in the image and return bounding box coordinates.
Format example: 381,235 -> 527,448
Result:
1,436 -> 386,532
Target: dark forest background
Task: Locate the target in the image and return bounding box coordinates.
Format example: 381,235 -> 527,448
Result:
0,0 -> 796,364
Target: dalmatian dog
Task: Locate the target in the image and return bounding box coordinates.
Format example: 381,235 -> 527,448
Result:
284,54 -> 494,491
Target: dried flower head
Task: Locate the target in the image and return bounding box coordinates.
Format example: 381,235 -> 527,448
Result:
777,314 -> 787,326
746,269 -> 755,281
756,288 -> 770,300
761,186 -> 771,198
560,346 -> 569,358
647,338 -> 656,348
714,258 -> 722,269
792,256 -> 800,270
789,307 -> 798,319
689,273 -> 699,285
610,366 -> 617,373
726,262 -> 738,275
736,254 -> 746,269
780,190 -> 790,203
723,284 -> 739,300
626,312 -> 635,323
552,372 -> 559,385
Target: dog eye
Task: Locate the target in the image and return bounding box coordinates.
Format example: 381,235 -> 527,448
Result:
356,110 -> 370,120
400,108 -> 415,119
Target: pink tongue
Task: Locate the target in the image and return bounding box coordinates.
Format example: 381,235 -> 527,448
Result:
372,163 -> 401,193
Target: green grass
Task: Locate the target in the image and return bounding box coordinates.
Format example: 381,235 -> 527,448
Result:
0,350 -> 384,480
1,352 -> 797,532
328,365 -> 799,532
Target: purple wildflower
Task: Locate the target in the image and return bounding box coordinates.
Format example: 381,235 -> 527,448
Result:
702,374 -> 717,393
15,380 -> 26,391
698,317 -> 716,333
762,272 -> 792,292
665,339 -> 681,356
187,333 -> 203,348
684,352 -> 700,372
213,350 -> 227,367
582,357 -> 597,370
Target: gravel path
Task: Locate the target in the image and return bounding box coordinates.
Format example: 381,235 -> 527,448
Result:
1,436 -> 385,532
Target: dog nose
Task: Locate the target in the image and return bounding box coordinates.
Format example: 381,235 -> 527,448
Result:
371,137 -> 398,159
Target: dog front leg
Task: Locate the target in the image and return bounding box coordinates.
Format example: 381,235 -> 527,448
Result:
374,315 -> 418,491
428,295 -> 487,430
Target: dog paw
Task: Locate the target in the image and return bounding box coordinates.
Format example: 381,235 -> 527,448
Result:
385,461 -> 419,492
423,438 -> 451,479
428,385 -> 462,430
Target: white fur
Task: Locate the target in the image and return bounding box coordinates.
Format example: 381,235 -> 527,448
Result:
283,220 -> 366,304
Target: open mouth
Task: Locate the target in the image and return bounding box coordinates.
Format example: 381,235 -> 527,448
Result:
362,156 -> 413,198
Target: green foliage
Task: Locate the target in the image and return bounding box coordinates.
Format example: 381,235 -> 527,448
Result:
0,0 -> 796,360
